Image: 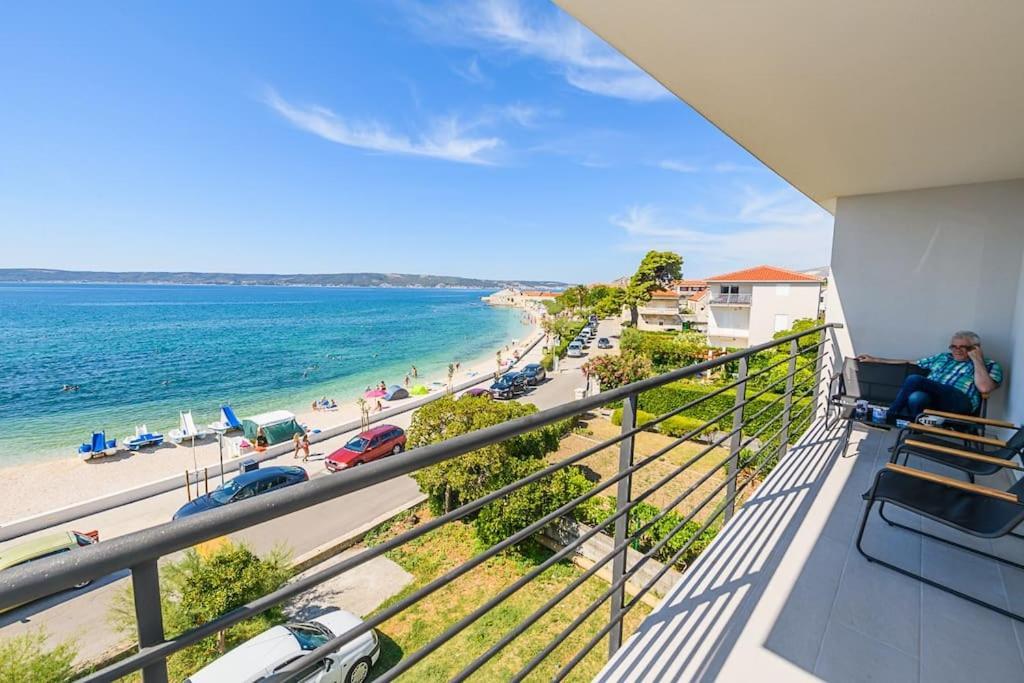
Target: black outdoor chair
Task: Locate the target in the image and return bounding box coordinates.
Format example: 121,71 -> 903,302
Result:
891,415 -> 1023,482
825,358 -> 929,441
858,461 -> 1024,621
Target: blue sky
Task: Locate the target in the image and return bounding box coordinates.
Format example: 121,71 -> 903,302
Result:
0,0 -> 833,282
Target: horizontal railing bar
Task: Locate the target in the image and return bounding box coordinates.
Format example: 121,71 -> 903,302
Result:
517,398 -> 819,681
2,324 -> 836,615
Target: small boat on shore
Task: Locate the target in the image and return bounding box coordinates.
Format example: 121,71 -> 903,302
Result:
168,411 -> 208,445
124,425 -> 164,451
78,431 -> 117,460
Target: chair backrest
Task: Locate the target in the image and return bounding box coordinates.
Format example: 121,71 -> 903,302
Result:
840,358 -> 928,406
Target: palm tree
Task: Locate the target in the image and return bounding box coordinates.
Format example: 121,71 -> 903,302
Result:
356,397 -> 369,430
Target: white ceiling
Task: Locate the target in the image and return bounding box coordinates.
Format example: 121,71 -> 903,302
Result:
556,0 -> 1024,213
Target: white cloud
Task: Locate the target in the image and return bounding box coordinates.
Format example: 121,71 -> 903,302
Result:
407,0 -> 670,102
453,56 -> 490,85
500,102 -> 547,127
610,189 -> 834,276
658,159 -> 700,173
263,88 -> 501,165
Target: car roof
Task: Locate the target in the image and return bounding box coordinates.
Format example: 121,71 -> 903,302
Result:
524,363 -> 542,370
0,531 -> 75,570
357,424 -> 400,439
186,611 -> 368,683
231,466 -> 303,486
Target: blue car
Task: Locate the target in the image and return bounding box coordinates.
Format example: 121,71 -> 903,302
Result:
172,466 -> 308,520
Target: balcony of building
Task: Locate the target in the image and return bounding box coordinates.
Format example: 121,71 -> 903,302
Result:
710,293 -> 752,306
596,415 -> 1024,682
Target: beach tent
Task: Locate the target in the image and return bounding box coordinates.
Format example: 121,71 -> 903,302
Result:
410,385 -> 430,396
242,410 -> 304,446
384,385 -> 409,401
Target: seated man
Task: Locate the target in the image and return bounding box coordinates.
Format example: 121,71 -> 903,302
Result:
856,330 -> 1002,420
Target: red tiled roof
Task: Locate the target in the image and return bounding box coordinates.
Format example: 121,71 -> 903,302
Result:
673,279 -> 708,288
705,265 -> 822,283
649,289 -> 679,298
688,290 -> 708,302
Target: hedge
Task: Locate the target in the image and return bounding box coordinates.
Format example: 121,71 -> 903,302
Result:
610,408 -> 715,440
635,380 -> 811,444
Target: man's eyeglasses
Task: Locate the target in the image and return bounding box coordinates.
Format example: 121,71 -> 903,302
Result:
949,344 -> 975,351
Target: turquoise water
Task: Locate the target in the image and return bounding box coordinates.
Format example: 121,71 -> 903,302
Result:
0,284 -> 529,465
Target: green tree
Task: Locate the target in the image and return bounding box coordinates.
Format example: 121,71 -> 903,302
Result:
623,251 -> 683,325
582,352 -> 653,390
110,541 -> 292,679
0,631 -> 76,683
407,396 -> 566,513
475,467 -> 593,547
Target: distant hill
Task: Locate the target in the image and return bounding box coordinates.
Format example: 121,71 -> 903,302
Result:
0,269 -> 567,290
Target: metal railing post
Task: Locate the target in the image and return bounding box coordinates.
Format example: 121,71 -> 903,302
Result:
724,356 -> 748,524
778,339 -> 799,458
811,326 -> 827,419
608,391 -> 637,658
132,559 -> 168,683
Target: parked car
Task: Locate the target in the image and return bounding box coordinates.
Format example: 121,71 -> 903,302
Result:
0,530 -> 100,594
490,371 -> 528,399
589,314 -> 598,324
597,337 -> 612,349
185,609 -> 379,683
520,363 -> 547,385
172,466 -> 308,520
326,425 -> 406,472
461,387 -> 492,400
566,342 -> 584,358
575,335 -> 590,348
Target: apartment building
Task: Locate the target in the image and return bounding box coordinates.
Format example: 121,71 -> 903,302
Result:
705,265 -> 823,347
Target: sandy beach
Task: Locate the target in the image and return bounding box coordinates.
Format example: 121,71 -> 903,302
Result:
0,317 -> 544,524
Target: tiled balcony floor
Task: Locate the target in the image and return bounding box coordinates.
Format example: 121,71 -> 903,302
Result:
597,416 -> 1024,682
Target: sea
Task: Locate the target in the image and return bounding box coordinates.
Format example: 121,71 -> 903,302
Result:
0,283 -> 530,466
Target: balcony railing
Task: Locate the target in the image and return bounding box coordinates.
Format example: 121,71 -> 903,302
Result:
0,323 -> 839,683
711,293 -> 752,305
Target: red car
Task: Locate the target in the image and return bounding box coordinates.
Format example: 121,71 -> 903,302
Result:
325,424 -> 406,472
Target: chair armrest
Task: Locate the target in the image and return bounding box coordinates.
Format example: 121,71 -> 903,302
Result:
909,422 -> 1007,447
921,409 -> 1017,430
903,439 -> 1024,471
885,463 -> 1020,503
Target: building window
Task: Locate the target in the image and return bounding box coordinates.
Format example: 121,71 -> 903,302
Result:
774,314 -> 789,332
720,285 -> 738,294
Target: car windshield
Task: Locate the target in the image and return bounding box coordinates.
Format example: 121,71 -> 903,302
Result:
209,479 -> 243,504
344,436 -> 369,452
285,622 -> 333,651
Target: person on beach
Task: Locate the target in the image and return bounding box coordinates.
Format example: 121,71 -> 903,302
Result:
292,432 -> 302,459
301,432 -> 310,462
311,400 -> 318,412
329,398 -> 337,409
255,426 -> 268,450
378,380 -> 386,391
411,365 -> 418,378
404,374 -> 410,388
455,362 -> 460,372
375,399 -> 384,413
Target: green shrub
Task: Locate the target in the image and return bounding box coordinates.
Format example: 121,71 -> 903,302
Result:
475,467 -> 593,547
0,631 -> 76,683
582,352 -> 653,390
620,328 -> 711,371
574,496 -> 718,569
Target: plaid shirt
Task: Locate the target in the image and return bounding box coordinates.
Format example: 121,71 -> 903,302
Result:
916,352 -> 1003,411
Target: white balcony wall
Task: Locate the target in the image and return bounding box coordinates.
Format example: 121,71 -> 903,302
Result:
825,178 -> 1024,421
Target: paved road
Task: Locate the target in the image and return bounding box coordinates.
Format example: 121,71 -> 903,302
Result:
0,316 -> 618,664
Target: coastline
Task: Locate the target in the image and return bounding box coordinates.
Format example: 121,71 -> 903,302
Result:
0,316 -> 543,523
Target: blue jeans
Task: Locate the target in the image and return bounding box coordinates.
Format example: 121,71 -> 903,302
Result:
888,374 -> 973,419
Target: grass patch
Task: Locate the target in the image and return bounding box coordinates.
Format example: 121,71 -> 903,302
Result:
367,509 -> 649,681
550,417 -> 753,522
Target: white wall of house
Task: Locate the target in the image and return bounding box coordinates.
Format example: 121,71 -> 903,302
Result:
707,282 -> 821,348
748,283 -> 822,345
825,178 -> 1024,420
